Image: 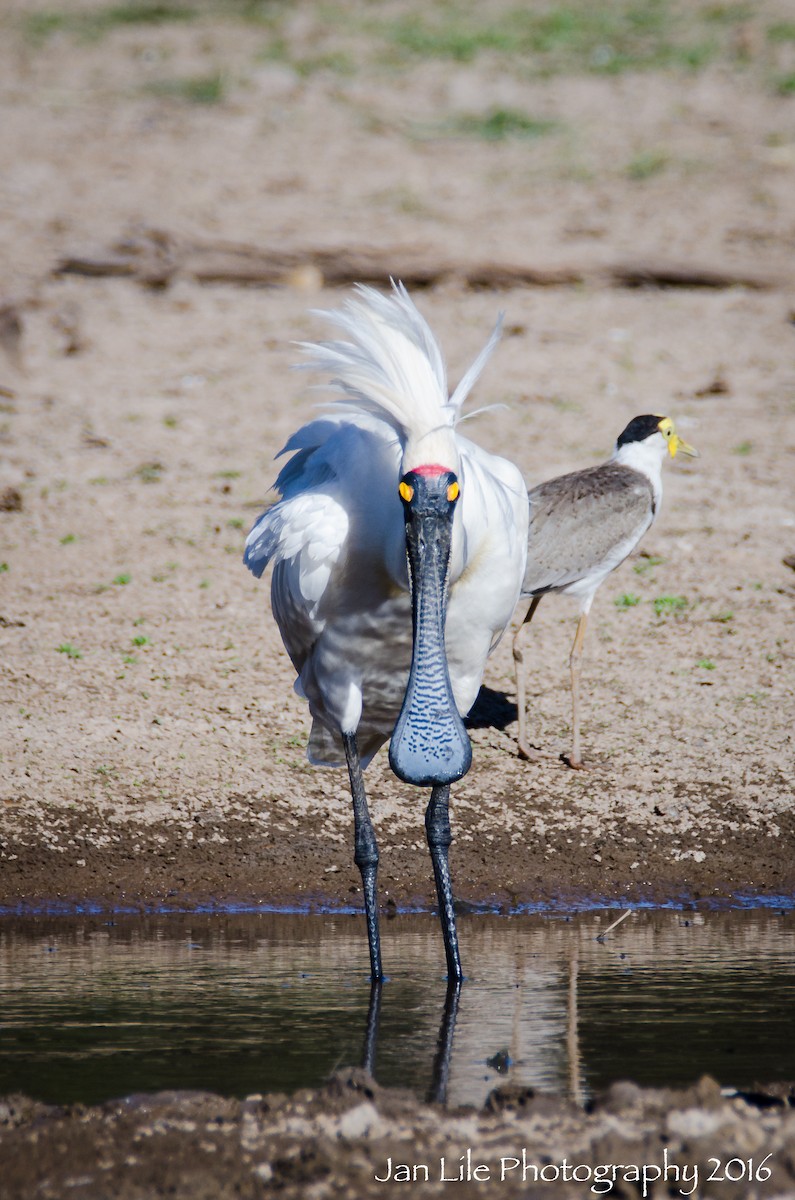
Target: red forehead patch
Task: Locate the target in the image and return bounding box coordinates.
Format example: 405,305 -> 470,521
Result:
412,463 -> 451,476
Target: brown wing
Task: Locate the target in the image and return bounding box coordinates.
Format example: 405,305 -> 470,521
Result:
522,462 -> 655,595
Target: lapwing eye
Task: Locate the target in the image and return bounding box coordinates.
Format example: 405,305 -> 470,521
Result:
447,481 -> 460,502
399,481 -> 414,503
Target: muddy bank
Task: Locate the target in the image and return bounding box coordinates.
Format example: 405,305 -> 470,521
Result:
2,776 -> 795,915
2,1071 -> 794,1200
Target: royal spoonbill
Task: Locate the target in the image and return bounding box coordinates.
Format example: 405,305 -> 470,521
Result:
512,414 -> 697,768
245,283 -> 528,980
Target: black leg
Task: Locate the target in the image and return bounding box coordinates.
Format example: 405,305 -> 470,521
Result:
361,979 -> 383,1077
425,783 -> 463,981
427,979 -> 462,1105
343,732 -> 384,981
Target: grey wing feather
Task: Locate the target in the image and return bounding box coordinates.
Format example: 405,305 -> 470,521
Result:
523,463 -> 654,595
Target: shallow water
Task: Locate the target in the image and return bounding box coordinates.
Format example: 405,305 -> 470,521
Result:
0,909 -> 793,1108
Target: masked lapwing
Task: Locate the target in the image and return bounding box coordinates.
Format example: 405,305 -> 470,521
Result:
513,414 -> 698,769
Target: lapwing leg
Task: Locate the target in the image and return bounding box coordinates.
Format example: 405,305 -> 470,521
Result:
512,595 -> 542,761
567,611 -> 589,769
425,783 -> 463,981
343,732 -> 384,981
566,949 -> 584,1107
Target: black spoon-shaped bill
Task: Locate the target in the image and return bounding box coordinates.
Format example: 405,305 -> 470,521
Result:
389,471 -> 472,787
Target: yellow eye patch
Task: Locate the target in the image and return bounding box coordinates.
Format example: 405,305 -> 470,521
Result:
447,481 -> 460,502
399,481 -> 414,503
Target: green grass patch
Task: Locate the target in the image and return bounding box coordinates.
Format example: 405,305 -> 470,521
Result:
379,2 -> 719,76
24,2 -> 196,44
697,658 -> 716,670
633,554 -> 665,575
386,18 -> 514,63
615,592 -> 642,609
775,72 -> 795,95
59,533 -> 77,545
768,22 -> 795,43
23,11 -> 70,41
703,4 -> 754,23
732,440 -> 753,455
145,71 -> 225,104
653,594 -> 688,617
626,148 -> 669,179
292,51 -> 356,78
447,108 -> 557,140
113,572 -> 132,586
57,642 -> 83,659
20,0 -> 755,82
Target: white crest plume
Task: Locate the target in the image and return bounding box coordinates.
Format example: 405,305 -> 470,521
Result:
298,280 -> 502,468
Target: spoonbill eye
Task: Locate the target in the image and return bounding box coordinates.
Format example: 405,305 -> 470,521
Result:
399,481 -> 414,503
447,481 -> 460,502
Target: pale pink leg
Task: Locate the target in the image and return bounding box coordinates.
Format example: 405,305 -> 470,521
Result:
512,595 -> 542,761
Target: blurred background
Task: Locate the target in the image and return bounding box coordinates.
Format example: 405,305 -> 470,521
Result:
0,0 -> 793,911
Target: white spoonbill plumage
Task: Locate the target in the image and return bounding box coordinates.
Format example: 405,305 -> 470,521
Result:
244,283 -> 528,980
513,414 -> 698,769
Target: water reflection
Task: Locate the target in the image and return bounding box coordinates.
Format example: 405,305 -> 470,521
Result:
429,980 -> 461,1105
0,910 -> 792,1108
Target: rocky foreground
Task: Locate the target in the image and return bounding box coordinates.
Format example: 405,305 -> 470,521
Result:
2,1071 -> 794,1199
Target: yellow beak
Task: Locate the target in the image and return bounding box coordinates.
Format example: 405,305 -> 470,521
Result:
670,434 -> 699,459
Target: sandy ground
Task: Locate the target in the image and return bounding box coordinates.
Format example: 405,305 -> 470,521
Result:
1,0 -> 794,917
1,0 -> 794,1193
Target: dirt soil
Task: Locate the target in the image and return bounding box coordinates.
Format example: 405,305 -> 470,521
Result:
1,0 -> 794,1193
2,1070 -> 795,1200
